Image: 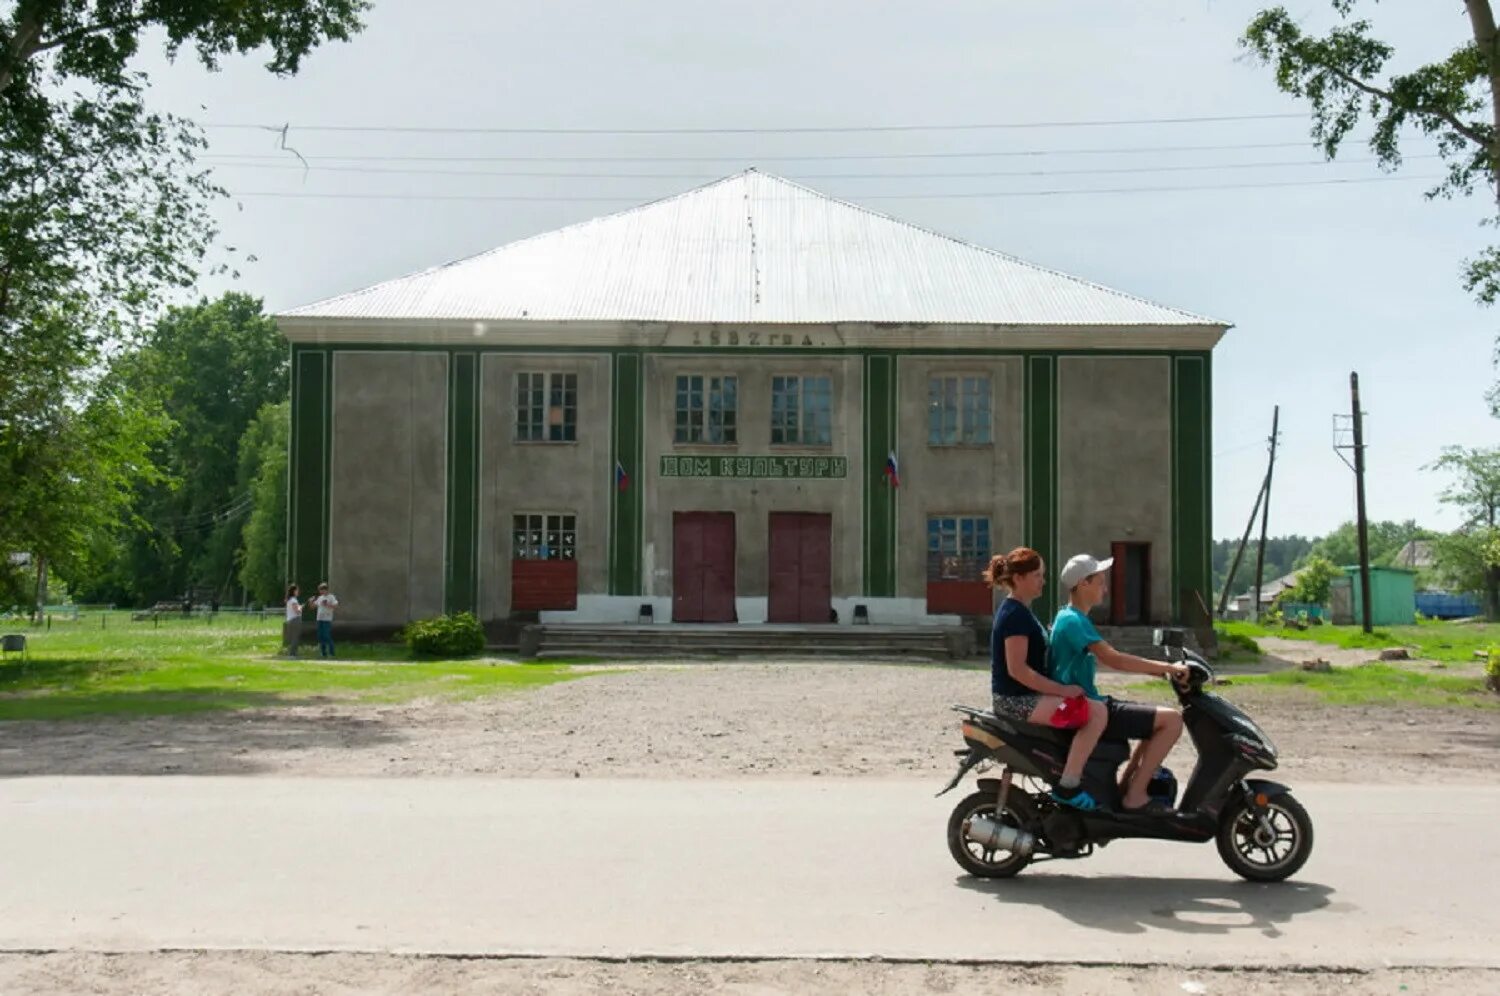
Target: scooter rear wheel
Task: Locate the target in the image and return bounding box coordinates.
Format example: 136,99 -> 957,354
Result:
946,790 -> 1036,879
1216,790 -> 1314,882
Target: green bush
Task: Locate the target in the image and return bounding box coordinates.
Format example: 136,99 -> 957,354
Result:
400,612 -> 486,658
1216,628 -> 1262,660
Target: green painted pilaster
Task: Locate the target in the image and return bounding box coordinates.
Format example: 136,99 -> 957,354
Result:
288,348 -> 331,592
1025,355 -> 1059,620
862,353 -> 898,597
1171,354 -> 1212,625
445,352 -> 480,613
609,351 -> 644,595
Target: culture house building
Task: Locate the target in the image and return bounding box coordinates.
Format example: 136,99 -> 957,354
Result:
277,170 -> 1225,633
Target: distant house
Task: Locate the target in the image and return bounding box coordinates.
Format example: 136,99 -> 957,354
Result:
1391,540 -> 1435,571
1226,569 -> 1301,618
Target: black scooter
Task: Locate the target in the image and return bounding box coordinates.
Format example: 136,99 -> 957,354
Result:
939,627 -> 1313,882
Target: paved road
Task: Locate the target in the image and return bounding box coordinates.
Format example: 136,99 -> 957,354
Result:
1,778 -> 1493,968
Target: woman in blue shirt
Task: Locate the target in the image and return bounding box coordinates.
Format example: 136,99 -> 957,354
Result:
986,547 -> 1108,811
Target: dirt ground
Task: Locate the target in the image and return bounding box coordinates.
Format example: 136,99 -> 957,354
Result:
2,659 -> 1495,782
0,952 -> 1492,996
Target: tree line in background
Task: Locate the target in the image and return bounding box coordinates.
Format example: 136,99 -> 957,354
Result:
0,292 -> 290,610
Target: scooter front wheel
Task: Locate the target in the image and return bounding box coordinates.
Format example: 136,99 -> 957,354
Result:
946,790 -> 1036,879
1216,790 -> 1314,882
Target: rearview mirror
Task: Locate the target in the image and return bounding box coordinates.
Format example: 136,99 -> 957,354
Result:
1153,627 -> 1185,649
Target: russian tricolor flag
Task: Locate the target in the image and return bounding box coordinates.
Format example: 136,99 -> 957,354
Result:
884,450 -> 900,488
615,460 -> 630,493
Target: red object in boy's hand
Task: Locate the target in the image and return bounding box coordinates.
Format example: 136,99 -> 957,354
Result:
1050,695 -> 1090,729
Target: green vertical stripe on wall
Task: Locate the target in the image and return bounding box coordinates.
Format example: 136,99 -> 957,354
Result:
609,351 -> 644,595
862,353 -> 897,597
1025,355 -> 1058,621
289,348 -> 329,592
1172,355 -> 1211,625
446,352 -> 480,613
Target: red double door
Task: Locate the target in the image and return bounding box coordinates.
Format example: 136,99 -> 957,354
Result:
672,511 -> 832,624
767,512 -> 832,624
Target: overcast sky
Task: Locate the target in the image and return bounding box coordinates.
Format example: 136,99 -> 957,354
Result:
134,0 -> 1497,539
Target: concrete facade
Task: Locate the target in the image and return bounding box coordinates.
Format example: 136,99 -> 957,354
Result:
476,353 -> 612,622
893,355 -> 1026,602
1056,356 -> 1174,621
640,353 -> 865,619
327,352 -> 448,623
288,338 -> 1208,629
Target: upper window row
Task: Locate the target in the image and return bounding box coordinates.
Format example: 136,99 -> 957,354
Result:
512,372 -> 994,447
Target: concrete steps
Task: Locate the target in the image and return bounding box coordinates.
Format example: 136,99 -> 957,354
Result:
514,624 -> 975,661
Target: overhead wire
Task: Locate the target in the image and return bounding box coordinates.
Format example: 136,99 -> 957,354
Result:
204,112 -> 1309,136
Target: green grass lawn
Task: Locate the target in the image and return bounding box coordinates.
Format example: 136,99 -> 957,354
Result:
1218,618 -> 1498,664
1226,663 -> 1498,709
0,612 -> 595,721
1125,662 -> 1497,709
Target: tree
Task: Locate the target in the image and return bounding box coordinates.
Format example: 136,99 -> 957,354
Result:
0,4 -> 365,595
1,3 -> 368,99
237,401 -> 289,606
1243,3 -> 1500,413
1304,519 -> 1432,569
0,363 -> 169,610
1282,555 -> 1340,606
88,293 -> 287,604
1428,446 -> 1500,618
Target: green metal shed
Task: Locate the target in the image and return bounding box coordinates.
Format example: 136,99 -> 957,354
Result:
1329,566 -> 1417,627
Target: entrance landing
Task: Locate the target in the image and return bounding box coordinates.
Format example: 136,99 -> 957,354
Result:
518,623 -> 975,660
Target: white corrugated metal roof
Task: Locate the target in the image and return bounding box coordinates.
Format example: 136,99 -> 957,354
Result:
280,170 -> 1224,327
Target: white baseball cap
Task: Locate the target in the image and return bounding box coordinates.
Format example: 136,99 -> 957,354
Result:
1059,553 -> 1114,591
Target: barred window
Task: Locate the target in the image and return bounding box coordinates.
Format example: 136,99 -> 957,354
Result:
515,372 -> 577,442
926,516 -> 992,581
927,375 -> 992,446
674,374 -> 738,444
512,513 -> 577,561
771,375 -> 833,445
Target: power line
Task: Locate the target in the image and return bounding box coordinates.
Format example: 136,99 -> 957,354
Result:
224,174 -> 1442,203
205,112 -> 1307,136
200,139 -> 1325,165
201,155 -> 1431,182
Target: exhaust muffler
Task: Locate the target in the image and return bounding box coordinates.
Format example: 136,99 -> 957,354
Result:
966,815 -> 1036,858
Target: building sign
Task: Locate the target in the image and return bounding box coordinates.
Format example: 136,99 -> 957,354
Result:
659,455 -> 849,479
660,328 -> 844,349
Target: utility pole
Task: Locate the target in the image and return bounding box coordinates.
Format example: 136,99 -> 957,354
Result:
1217,438 -> 1271,617
1350,374 -> 1373,634
1334,373 -> 1374,633
1251,406 -> 1280,622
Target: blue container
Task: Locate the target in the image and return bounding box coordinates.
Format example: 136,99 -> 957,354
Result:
1415,591 -> 1483,620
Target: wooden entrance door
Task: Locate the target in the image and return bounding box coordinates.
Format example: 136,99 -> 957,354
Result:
767,513 -> 833,623
672,512 -> 736,622
1110,541 -> 1152,625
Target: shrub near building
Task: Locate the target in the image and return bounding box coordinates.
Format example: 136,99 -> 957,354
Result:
400,613 -> 486,658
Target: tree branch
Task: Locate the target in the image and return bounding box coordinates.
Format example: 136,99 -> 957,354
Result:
0,15 -> 43,93
1325,63 -> 1491,148
31,15 -> 149,59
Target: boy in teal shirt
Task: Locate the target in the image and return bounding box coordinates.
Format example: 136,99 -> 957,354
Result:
1051,553 -> 1191,812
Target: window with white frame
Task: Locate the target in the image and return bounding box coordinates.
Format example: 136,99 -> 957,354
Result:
512,513 -> 577,561
515,372 -> 578,442
674,374 -> 738,444
927,375 -> 992,445
926,515 -> 992,581
770,374 -> 833,445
